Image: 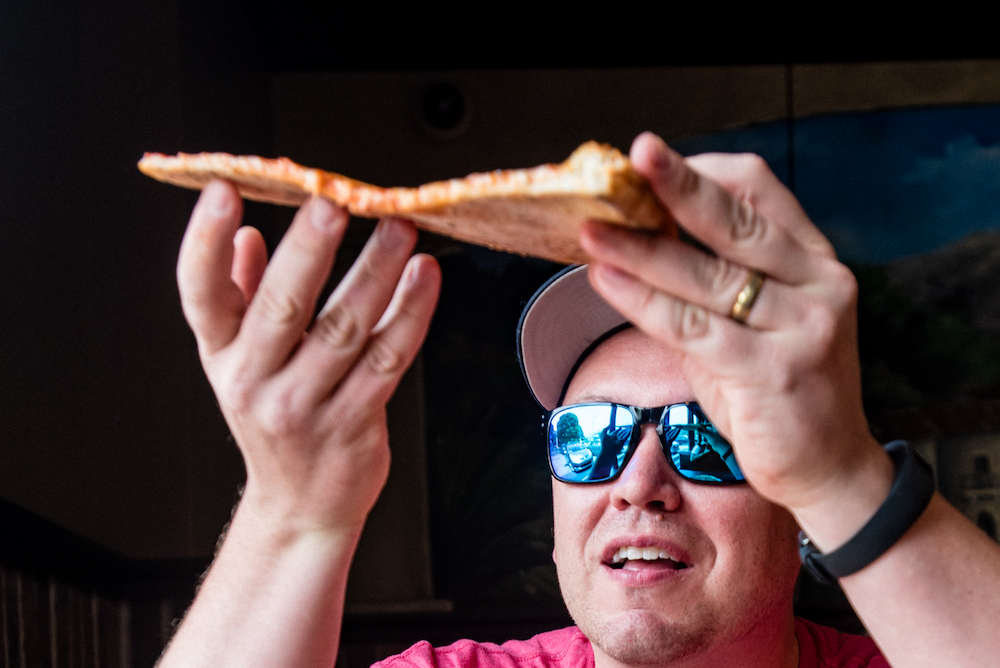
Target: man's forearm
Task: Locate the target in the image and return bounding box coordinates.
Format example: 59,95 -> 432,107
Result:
792,442 -> 1000,667
157,501 -> 363,668
837,494 -> 1000,668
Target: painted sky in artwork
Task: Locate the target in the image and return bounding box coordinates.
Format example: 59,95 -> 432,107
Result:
672,105 -> 1000,264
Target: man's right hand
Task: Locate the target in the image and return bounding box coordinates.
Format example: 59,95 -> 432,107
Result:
161,180 -> 440,668
178,180 -> 440,536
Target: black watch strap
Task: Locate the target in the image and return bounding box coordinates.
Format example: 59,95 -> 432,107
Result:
799,440 -> 935,585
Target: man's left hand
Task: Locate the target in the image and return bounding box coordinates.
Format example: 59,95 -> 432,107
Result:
580,132 -> 893,545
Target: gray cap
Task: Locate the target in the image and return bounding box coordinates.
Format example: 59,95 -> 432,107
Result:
516,265 -> 630,411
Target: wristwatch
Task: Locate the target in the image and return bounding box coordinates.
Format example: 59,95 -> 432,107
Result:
799,440 -> 935,585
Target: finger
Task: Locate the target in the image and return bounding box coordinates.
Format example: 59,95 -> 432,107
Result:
629,133 -> 822,285
334,254 -> 442,409
176,180 -> 248,355
284,217 -> 420,404
581,221 -> 801,331
238,196 -> 348,377
685,152 -> 835,258
232,226 -> 268,304
586,262 -> 757,367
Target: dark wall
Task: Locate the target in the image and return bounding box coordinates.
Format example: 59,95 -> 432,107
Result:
0,0 -> 265,559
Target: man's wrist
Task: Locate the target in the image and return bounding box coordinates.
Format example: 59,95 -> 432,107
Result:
789,435 -> 895,550
798,441 -> 935,584
231,486 -> 368,555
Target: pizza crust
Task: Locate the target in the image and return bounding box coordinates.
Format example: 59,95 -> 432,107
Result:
138,142 -> 673,265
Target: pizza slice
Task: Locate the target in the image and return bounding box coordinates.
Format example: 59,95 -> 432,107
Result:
138,141 -> 672,265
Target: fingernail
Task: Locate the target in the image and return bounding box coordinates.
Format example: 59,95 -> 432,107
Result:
378,218 -> 411,250
403,258 -> 421,286
202,181 -> 234,217
309,196 -> 338,229
593,263 -> 632,288
633,132 -> 675,171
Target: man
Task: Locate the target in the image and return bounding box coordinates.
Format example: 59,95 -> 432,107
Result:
158,133 -> 1000,668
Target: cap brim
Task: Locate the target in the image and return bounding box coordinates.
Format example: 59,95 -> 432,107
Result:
516,265 -> 628,411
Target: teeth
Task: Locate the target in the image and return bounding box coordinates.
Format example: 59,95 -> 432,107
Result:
611,546 -> 681,564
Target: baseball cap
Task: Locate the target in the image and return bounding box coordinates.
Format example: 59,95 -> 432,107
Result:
516,265 -> 630,411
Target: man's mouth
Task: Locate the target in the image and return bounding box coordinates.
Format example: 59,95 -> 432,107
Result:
609,546 -> 689,570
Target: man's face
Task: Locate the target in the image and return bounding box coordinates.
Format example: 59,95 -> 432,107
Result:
552,329 -> 800,667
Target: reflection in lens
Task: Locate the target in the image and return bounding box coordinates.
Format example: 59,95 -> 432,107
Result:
548,404 -> 635,483
549,402 -> 745,485
663,403 -> 743,483
589,425 -> 630,482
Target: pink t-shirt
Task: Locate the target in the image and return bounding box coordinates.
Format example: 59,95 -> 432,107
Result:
373,618 -> 887,668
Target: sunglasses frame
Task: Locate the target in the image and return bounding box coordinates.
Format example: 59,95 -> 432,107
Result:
546,401 -> 746,486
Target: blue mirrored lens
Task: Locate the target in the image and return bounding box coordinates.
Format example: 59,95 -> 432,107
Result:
547,403 -> 745,484
662,404 -> 744,483
548,404 -> 634,483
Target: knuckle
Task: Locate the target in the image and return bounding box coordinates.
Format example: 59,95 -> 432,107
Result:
674,161 -> 702,198
728,197 -> 767,245
219,366 -> 313,440
799,263 -> 858,349
733,153 -> 770,177
354,252 -> 396,300
255,285 -> 306,326
218,365 -> 259,415
721,154 -> 773,244
725,154 -> 773,191
258,388 -> 309,439
366,338 -> 405,375
669,300 -> 711,341
768,363 -> 799,396
796,296 -> 843,358
808,305 -> 839,345
694,255 -> 745,302
357,253 -> 383,284
828,262 -> 860,308
311,304 -> 360,350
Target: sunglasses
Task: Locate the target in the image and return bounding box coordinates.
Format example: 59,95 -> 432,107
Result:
546,402 -> 745,485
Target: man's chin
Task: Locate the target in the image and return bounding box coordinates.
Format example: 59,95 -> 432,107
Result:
578,608 -> 716,667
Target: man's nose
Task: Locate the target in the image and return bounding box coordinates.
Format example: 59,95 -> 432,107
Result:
610,424 -> 682,512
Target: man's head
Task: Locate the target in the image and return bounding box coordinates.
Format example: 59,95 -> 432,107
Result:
553,327 -> 800,666
518,267 -> 801,667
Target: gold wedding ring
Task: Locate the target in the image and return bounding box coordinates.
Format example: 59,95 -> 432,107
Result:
729,270 -> 765,324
